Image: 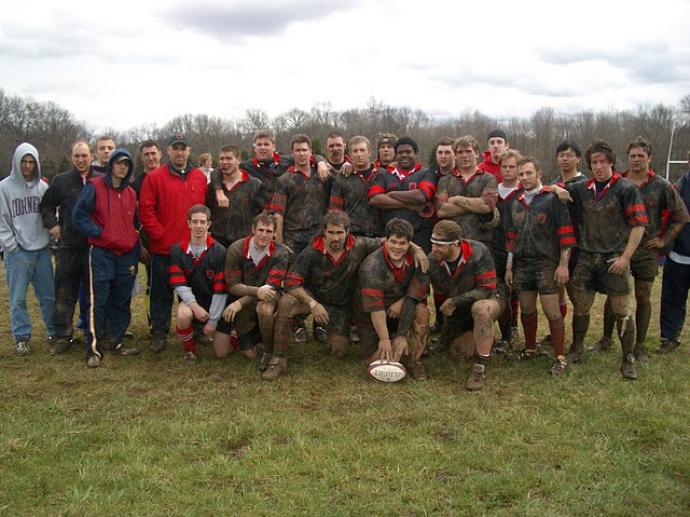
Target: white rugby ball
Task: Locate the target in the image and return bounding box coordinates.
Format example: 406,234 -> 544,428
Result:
367,360 -> 407,383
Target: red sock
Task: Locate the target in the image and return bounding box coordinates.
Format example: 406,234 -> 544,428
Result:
559,302 -> 567,319
521,312 -> 538,350
176,325 -> 196,353
549,319 -> 566,357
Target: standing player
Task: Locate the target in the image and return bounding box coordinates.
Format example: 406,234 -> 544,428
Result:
432,137 -> 456,179
478,129 -> 510,182
206,144 -> 263,247
555,140 -> 647,379
169,205 -> 231,361
428,220 -> 503,391
504,157 -> 576,374
369,137 -> 437,253
595,137 -> 688,359
329,135 -> 383,237
374,133 -> 397,170
325,131 -> 351,173
356,218 -> 430,379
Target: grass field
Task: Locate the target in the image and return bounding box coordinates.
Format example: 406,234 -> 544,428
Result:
1,265 -> 689,516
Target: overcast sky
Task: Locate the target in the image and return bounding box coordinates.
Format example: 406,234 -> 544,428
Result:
2,0 -> 689,132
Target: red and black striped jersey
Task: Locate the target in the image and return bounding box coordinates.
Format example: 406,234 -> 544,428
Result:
224,236 -> 292,293
504,187 -> 575,262
169,236 -> 227,308
329,165 -> 383,237
566,173 -> 647,254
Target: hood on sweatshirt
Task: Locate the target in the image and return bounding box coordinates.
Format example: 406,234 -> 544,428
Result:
10,143 -> 41,185
105,148 -> 134,188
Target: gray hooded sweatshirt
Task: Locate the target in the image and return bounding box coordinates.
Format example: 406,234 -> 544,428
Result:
0,143 -> 50,252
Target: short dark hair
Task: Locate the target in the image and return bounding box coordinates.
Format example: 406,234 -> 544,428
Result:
139,140 -> 160,153
517,156 -> 542,173
394,136 -> 418,154
585,139 -> 616,170
323,210 -> 350,230
626,136 -> 652,157
432,220 -> 462,241
252,213 -> 277,230
220,144 -> 241,158
454,135 -> 480,154
188,204 -> 211,220
290,133 -> 312,150
555,141 -> 582,157
254,130 -> 276,144
436,137 -> 455,148
385,217 -> 414,241
326,130 -> 345,141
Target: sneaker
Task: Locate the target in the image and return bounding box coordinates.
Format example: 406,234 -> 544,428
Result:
408,361 -> 427,381
550,355 -> 568,376
261,355 -> 287,380
465,364 -> 485,391
258,353 -> 272,372
620,354 -> 638,380
314,326 -> 328,344
634,344 -> 650,363
51,336 -> 72,355
124,330 -> 134,339
349,325 -> 360,344
516,348 -> 537,361
493,339 -> 510,355
184,351 -> 197,361
150,333 -> 167,354
593,336 -> 612,352
510,326 -> 519,341
86,355 -> 101,368
566,345 -> 584,363
113,343 -> 140,356
656,338 -> 681,354
294,327 -> 307,344
15,338 -> 31,356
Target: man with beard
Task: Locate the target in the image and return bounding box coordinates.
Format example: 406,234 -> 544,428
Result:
205,144 -> 263,247
428,220 -> 502,391
368,136 -> 437,253
356,218 -> 430,379
329,135 -> 382,237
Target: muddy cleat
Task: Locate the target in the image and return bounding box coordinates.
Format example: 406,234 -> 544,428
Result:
516,348 -> 537,361
86,355 -> 101,368
493,339 -> 510,355
150,333 -> 167,354
258,353 -> 272,372
619,354 -> 638,380
294,327 -> 307,344
51,336 -> 72,355
550,355 -> 568,376
465,364 -> 486,391
349,325 -> 360,344
15,338 -> 31,356
261,355 -> 287,380
656,338 -> 681,354
593,336 -> 612,352
184,351 -> 197,361
566,343 -> 584,363
408,361 -> 427,381
314,326 -> 328,344
634,344 -> 650,363
112,342 -> 140,356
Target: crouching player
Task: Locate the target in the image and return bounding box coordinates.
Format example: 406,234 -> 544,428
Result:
169,204 -> 231,360
223,214 -> 292,364
356,218 -> 430,379
428,220 -> 503,391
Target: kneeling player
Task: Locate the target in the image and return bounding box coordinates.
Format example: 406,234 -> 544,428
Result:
428,220 -> 503,391
223,214 -> 291,362
504,157 -> 575,375
356,218 -> 430,379
169,205 -> 231,360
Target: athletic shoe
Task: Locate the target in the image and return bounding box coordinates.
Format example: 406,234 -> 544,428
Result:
15,338 -> 31,356
258,353 -> 272,372
634,344 -> 650,363
656,338 -> 681,354
184,351 -> 197,361
465,364 -> 485,391
314,326 -> 328,344
550,355 -> 568,376
150,333 -> 167,354
124,330 -> 134,339
593,336 -> 612,352
261,355 -> 287,380
112,343 -> 140,356
51,336 -> 72,355
86,355 -> 101,368
516,348 -> 537,361
620,354 -> 638,380
408,361 -> 427,381
294,327 -> 307,344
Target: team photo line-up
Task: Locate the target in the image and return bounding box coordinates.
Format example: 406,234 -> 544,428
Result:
2,128 -> 690,390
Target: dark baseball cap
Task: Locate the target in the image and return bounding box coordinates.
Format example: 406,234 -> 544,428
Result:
168,132 -> 190,147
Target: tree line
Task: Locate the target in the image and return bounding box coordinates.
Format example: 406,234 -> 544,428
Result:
2,89 -> 690,182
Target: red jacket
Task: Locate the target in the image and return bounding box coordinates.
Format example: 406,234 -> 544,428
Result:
138,164 -> 207,255
478,150 -> 502,183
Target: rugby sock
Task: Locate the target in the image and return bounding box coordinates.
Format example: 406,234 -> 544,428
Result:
521,312 -> 538,350
473,352 -> 490,367
571,314 -> 590,354
176,325 -> 196,353
510,296 -> 519,327
559,302 -> 567,319
548,318 -> 566,357
602,297 -> 615,340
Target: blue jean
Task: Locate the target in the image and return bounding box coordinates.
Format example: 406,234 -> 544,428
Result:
660,256 -> 690,341
3,247 -> 55,340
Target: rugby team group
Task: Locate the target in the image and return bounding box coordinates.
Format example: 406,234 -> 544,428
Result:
2,128 -> 690,390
